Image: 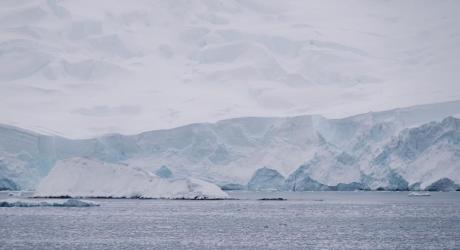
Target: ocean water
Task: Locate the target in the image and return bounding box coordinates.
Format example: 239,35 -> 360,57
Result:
0,191 -> 459,249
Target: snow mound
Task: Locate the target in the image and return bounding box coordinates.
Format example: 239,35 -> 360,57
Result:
0,198 -> 98,207
35,158 -> 228,199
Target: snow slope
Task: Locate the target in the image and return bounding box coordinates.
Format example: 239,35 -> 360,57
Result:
0,0 -> 459,137
34,158 -> 228,199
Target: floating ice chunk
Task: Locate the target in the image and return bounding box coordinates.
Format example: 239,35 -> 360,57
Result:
408,192 -> 431,197
258,198 -> 286,201
0,198 -> 99,207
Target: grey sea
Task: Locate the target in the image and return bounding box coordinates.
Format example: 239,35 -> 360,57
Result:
0,191 -> 459,249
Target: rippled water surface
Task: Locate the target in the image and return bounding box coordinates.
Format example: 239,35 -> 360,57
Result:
1,191 -> 459,249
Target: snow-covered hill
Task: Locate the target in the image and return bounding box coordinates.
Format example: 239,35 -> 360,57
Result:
1,0 -> 459,137
1,101 -> 459,191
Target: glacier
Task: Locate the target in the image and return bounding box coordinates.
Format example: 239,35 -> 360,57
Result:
0,101 -> 460,192
34,158 -> 228,199
155,165 -> 173,179
371,116 -> 460,189
0,0 -> 459,193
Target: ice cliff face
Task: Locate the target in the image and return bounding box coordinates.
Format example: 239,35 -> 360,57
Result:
247,167 -> 285,191
1,101 -> 460,191
371,117 -> 460,189
283,165 -> 331,191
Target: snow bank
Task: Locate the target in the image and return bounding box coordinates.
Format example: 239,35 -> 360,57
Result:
35,158 -> 228,199
0,198 -> 99,207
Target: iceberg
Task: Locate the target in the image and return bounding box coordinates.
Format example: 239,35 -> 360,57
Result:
0,198 -> 99,207
34,158 -> 228,199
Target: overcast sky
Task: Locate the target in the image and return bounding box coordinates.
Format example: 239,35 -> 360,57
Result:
1,0 -> 459,138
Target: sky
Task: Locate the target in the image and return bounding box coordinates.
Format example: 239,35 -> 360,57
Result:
1,0 -> 459,138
